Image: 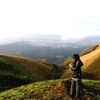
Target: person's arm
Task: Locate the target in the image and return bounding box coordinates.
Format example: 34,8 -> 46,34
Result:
69,64 -> 76,70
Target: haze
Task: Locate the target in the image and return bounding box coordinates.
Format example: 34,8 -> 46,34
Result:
0,0 -> 100,42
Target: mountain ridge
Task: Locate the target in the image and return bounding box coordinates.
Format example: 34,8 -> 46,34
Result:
81,44 -> 100,79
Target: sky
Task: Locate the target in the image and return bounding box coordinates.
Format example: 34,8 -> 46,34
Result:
0,0 -> 100,42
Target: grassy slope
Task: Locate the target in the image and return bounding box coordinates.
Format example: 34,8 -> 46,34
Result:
0,55 -> 57,91
81,44 -> 100,79
61,44 -> 100,80
80,45 -> 99,56
60,57 -> 72,79
0,79 -> 99,100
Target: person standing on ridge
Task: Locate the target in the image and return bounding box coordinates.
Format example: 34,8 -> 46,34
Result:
69,54 -> 83,99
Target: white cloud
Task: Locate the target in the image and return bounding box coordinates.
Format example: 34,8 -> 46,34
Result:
0,0 -> 100,41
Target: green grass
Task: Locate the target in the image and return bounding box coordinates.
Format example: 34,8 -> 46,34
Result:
0,79 -> 69,100
83,80 -> 100,92
83,80 -> 100,100
0,79 -> 99,100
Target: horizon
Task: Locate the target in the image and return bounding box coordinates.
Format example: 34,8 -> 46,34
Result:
0,34 -> 100,45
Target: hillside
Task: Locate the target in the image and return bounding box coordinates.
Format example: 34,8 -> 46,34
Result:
0,79 -> 99,100
0,55 -> 60,91
60,57 -> 72,79
0,47 -> 99,99
61,44 -> 100,80
81,44 -> 100,79
0,45 -> 100,99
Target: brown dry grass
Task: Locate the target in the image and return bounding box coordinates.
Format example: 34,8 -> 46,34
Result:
81,44 -> 100,79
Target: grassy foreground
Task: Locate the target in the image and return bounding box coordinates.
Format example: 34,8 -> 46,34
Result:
0,79 -> 99,100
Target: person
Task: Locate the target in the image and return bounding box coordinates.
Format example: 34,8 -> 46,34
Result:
69,54 -> 83,99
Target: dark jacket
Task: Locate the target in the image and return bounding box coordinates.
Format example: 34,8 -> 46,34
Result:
71,59 -> 83,78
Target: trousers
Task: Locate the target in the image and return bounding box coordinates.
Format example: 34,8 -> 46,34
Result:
70,78 -> 81,98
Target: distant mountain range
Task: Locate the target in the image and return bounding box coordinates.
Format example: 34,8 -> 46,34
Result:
0,35 -> 100,63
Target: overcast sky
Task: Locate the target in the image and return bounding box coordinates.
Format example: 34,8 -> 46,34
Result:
0,0 -> 100,41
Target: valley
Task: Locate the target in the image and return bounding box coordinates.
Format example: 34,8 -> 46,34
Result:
0,41 -> 100,100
